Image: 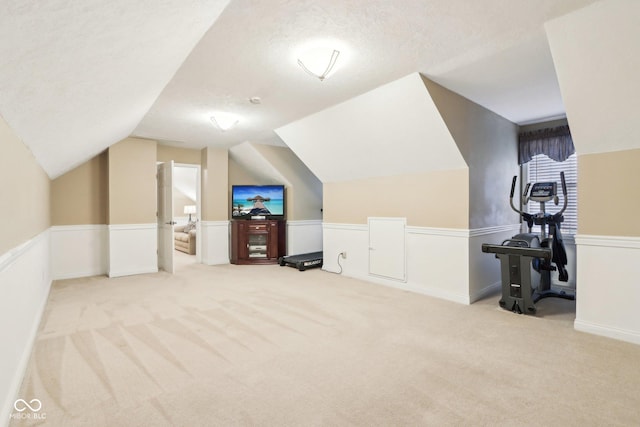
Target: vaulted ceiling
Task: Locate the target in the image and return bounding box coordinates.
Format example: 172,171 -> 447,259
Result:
0,0 -> 600,178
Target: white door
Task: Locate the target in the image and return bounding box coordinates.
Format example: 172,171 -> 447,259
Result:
157,161 -> 175,273
368,217 -> 406,281
195,165 -> 202,264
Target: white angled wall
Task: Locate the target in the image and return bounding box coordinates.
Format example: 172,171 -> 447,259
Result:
276,73 -> 466,183
574,235 -> 640,345
108,224 -> 158,277
51,225 -> 108,279
286,220 -> 323,255
0,231 -> 52,424
200,221 -> 230,265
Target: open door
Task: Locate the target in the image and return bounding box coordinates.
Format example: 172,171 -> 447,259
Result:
157,161 -> 175,273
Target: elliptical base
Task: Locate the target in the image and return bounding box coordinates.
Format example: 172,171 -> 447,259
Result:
533,288 -> 575,303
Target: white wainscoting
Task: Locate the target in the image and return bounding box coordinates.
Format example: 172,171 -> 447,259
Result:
0,230 -> 51,425
108,224 -> 158,278
286,220 -> 323,255
200,221 -> 230,265
323,222 -> 521,305
405,226 -> 470,303
51,225 -> 108,280
322,222 -> 368,276
574,234 -> 640,345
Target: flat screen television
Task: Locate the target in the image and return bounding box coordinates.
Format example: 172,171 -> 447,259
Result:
231,185 -> 285,219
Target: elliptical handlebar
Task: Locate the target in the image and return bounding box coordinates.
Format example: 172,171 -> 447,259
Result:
558,171 -> 568,216
509,175 -> 523,215
509,175 -> 517,199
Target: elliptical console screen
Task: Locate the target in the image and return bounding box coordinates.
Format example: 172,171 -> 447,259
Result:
529,182 -> 556,201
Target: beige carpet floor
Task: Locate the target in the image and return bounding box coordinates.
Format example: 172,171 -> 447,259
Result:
10,262 -> 640,426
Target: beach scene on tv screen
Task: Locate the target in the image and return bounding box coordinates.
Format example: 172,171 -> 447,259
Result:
232,186 -> 284,217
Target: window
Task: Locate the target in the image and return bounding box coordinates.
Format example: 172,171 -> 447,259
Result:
524,153 -> 578,235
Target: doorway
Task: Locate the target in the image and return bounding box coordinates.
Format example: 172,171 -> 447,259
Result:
157,161 -> 201,273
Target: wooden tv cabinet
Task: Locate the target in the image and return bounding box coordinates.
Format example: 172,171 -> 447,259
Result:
230,220 -> 286,265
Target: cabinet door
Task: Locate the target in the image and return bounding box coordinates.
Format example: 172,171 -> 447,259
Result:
267,221 -> 279,259
237,222 -> 249,260
247,232 -> 269,259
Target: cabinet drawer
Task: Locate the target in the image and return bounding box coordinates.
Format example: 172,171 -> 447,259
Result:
248,223 -> 267,231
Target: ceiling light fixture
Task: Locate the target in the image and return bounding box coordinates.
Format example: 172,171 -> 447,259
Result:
210,112 -> 239,131
297,47 -> 340,81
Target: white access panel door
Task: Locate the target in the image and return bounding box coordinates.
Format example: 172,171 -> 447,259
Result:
157,161 -> 175,273
368,217 -> 406,281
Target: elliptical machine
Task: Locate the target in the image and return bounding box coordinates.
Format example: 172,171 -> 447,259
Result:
482,172 -> 575,314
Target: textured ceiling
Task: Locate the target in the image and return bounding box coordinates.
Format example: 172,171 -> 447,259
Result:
0,0 -> 230,178
1,0 -> 600,178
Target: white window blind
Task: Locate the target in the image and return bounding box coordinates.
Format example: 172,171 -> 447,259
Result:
525,153 -> 578,235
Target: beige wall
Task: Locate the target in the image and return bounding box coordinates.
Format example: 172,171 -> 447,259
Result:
201,147 -> 228,221
578,149 -> 640,237
0,117 -> 50,254
173,190 -> 195,218
228,156 -> 259,186
251,144 -> 323,221
323,169 -> 469,228
51,151 -> 108,225
423,76 -> 519,229
108,138 -> 157,224
157,145 -> 201,165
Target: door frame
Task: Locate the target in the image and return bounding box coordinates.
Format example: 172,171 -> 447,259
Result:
174,163 -> 202,264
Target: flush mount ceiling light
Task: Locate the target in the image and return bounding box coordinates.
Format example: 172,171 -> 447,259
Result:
297,47 -> 340,81
210,112 -> 239,131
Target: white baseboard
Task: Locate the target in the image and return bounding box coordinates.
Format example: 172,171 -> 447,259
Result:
345,271 -> 471,304
0,230 -> 52,426
108,224 -> 158,278
574,319 -> 640,346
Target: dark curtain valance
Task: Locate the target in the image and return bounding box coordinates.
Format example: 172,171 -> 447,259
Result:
518,125 -> 575,165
